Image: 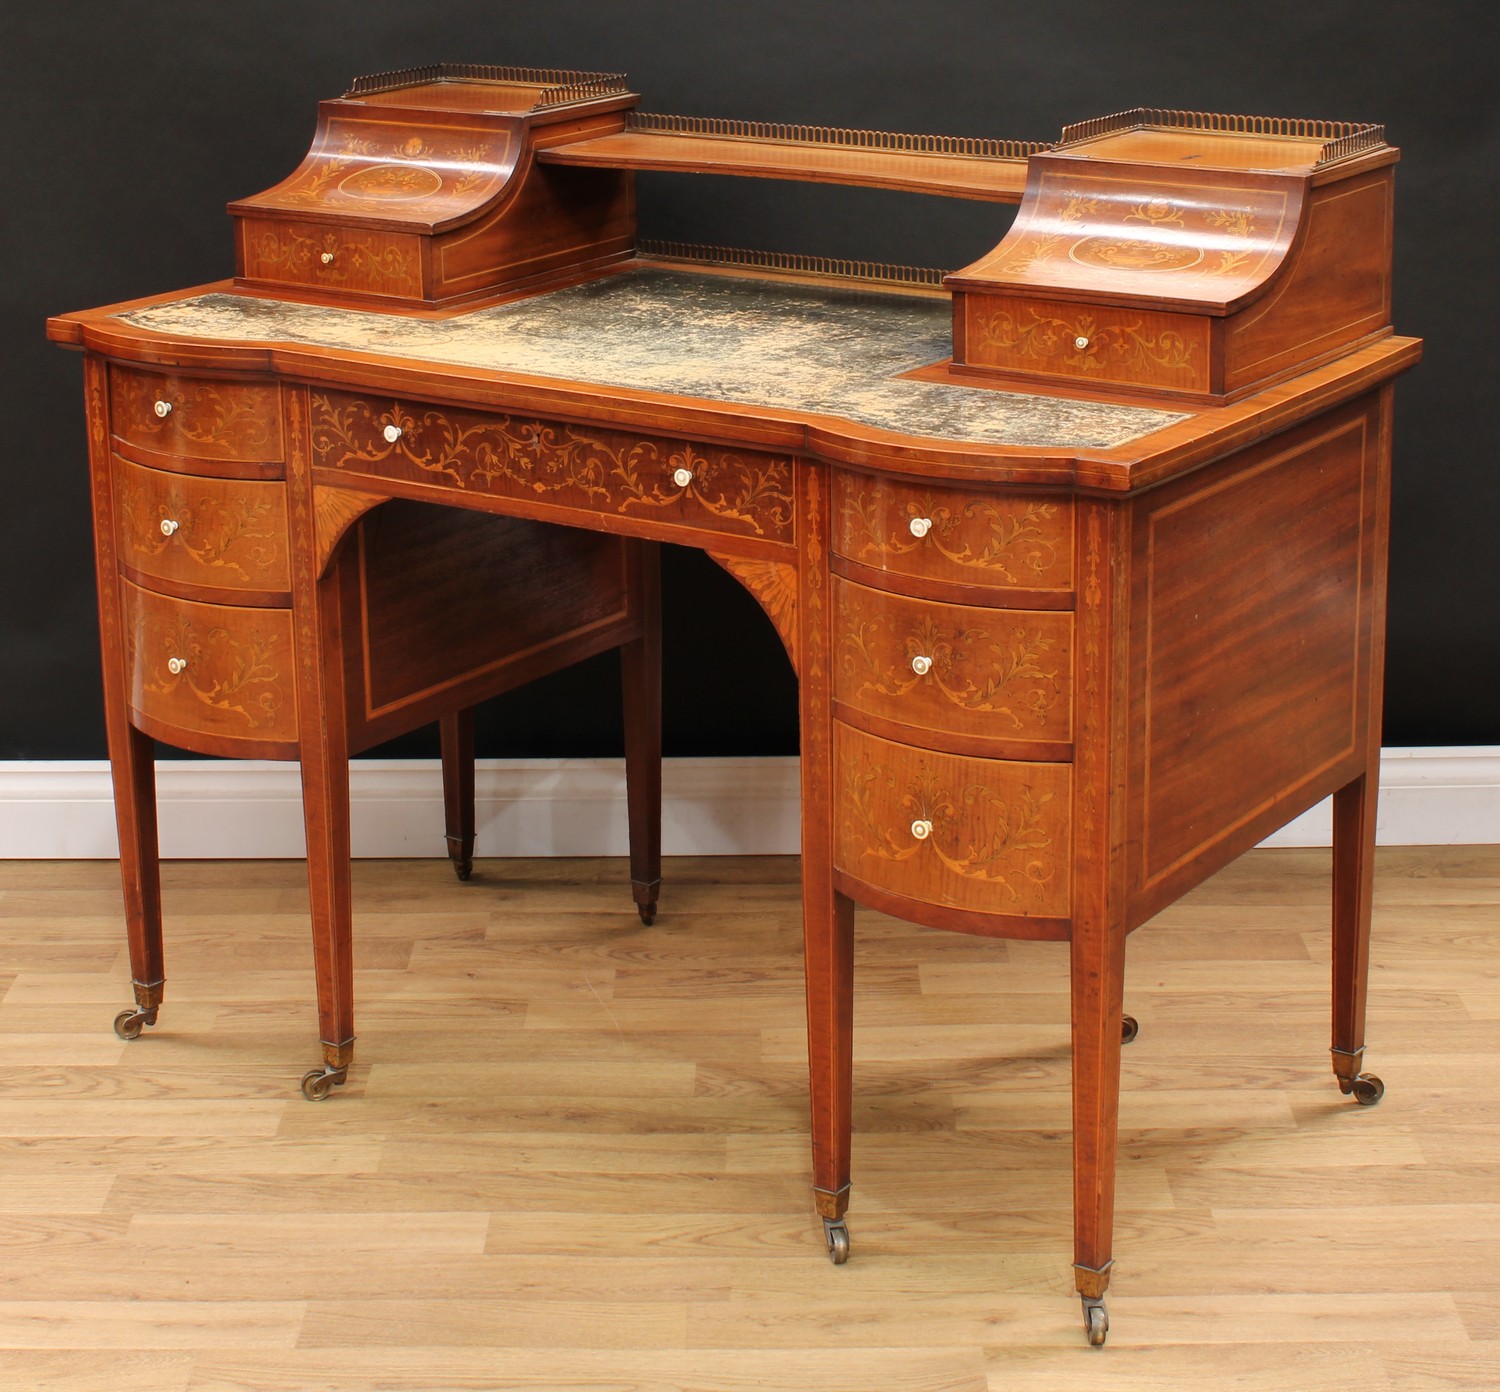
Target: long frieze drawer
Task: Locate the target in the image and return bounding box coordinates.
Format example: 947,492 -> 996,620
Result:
834,576 -> 1071,746
309,391 -> 795,544
120,579 -> 298,748
832,471 -> 1073,593
109,366 -> 284,465
238,218 -> 425,302
959,293 -> 1211,396
834,724 -> 1071,919
114,456 -> 290,594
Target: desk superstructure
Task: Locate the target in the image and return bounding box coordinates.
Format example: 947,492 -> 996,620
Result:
49,65 -> 1420,1346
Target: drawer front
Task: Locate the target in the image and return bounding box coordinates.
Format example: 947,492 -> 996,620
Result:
114,456 -> 290,593
835,725 -> 1071,918
832,471 -> 1073,592
309,390 -> 795,545
121,580 -> 298,746
834,577 -> 1071,745
110,366 -> 284,464
961,293 -> 1211,395
239,218 -> 425,301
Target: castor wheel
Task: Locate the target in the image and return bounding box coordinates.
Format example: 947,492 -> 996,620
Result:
300,1065 -> 349,1102
1347,1072 -> 1384,1106
1121,1014 -> 1139,1045
112,1007 -> 157,1041
453,859 -> 473,882
1082,1295 -> 1109,1346
638,902 -> 657,926
822,1217 -> 850,1265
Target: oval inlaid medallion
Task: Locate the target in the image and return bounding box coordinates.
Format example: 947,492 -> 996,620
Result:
1069,236 -> 1204,272
338,164 -> 444,201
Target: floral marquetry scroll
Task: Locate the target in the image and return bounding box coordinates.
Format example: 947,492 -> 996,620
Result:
832,472 -> 1072,592
834,578 -> 1070,745
309,391 -> 795,543
834,724 -> 1070,918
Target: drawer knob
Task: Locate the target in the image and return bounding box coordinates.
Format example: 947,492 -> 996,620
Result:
910,818 -> 933,841
1074,335 -> 1090,350
320,251 -> 336,266
382,424 -> 404,444
910,654 -> 933,676
908,516 -> 932,539
153,399 -> 173,419
159,518 -> 180,537
672,467 -> 694,489
166,657 -> 187,675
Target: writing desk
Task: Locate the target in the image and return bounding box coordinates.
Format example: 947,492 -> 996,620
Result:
49,67 -> 1420,1344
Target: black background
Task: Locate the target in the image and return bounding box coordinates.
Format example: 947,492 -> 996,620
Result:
4,1 -> 1496,762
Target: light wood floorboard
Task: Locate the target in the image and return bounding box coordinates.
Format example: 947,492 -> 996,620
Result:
0,847 -> 1495,1390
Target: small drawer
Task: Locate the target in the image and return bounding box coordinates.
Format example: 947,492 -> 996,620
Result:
960,293 -> 1210,396
109,366 -> 283,465
832,471 -> 1073,592
121,579 -> 298,749
309,390 -> 795,545
834,724 -> 1070,919
834,577 -> 1071,747
238,217 -> 425,301
114,456 -> 290,594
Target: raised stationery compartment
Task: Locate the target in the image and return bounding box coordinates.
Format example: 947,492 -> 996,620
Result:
229,64 -> 639,308
945,109 -> 1397,403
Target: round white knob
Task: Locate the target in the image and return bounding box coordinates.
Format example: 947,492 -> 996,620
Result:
382,424 -> 403,443
153,400 -> 172,418
910,655 -> 932,676
908,516 -> 932,539
167,657 -> 187,675
910,819 -> 933,841
320,251 -> 336,266
159,519 -> 180,537
1074,335 -> 1090,350
672,467 -> 693,489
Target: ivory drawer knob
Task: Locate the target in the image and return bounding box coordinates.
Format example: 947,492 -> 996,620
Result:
153,400 -> 172,418
167,657 -> 187,675
672,467 -> 694,488
910,654 -> 932,676
1074,335 -> 1090,350
382,424 -> 404,443
908,516 -> 932,538
910,818 -> 933,841
320,251 -> 336,265
159,518 -> 180,537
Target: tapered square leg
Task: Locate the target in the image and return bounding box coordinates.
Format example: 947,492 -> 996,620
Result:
621,540 -> 662,925
1331,771 -> 1384,1105
109,723 -> 164,1039
440,707 -> 476,881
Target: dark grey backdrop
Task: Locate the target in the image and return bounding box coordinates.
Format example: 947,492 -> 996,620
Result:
4,0 -> 1496,761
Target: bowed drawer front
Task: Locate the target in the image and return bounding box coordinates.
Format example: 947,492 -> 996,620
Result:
833,576 -> 1072,752
834,724 -> 1071,921
109,366 -> 285,467
113,456 -> 291,595
831,472 -> 1073,595
120,578 -> 298,751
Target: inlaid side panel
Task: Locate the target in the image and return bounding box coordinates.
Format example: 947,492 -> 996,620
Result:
109,366 -> 284,465
309,391 -> 795,545
831,471 -> 1073,595
114,456 -> 290,594
1129,398 -> 1378,908
834,576 -> 1072,749
120,578 -> 298,749
834,724 -> 1071,919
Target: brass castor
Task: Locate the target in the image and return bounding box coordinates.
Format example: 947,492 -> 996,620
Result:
453,859 -> 473,882
300,1065 -> 349,1102
1082,1295 -> 1109,1346
1346,1072 -> 1385,1106
638,902 -> 657,926
1121,1014 -> 1139,1045
112,1006 -> 157,1041
822,1217 -> 850,1265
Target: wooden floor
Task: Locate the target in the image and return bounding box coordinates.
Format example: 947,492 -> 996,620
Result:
0,847 -> 1495,1391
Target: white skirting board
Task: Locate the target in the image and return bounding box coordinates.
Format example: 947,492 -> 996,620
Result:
0,748 -> 1496,859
